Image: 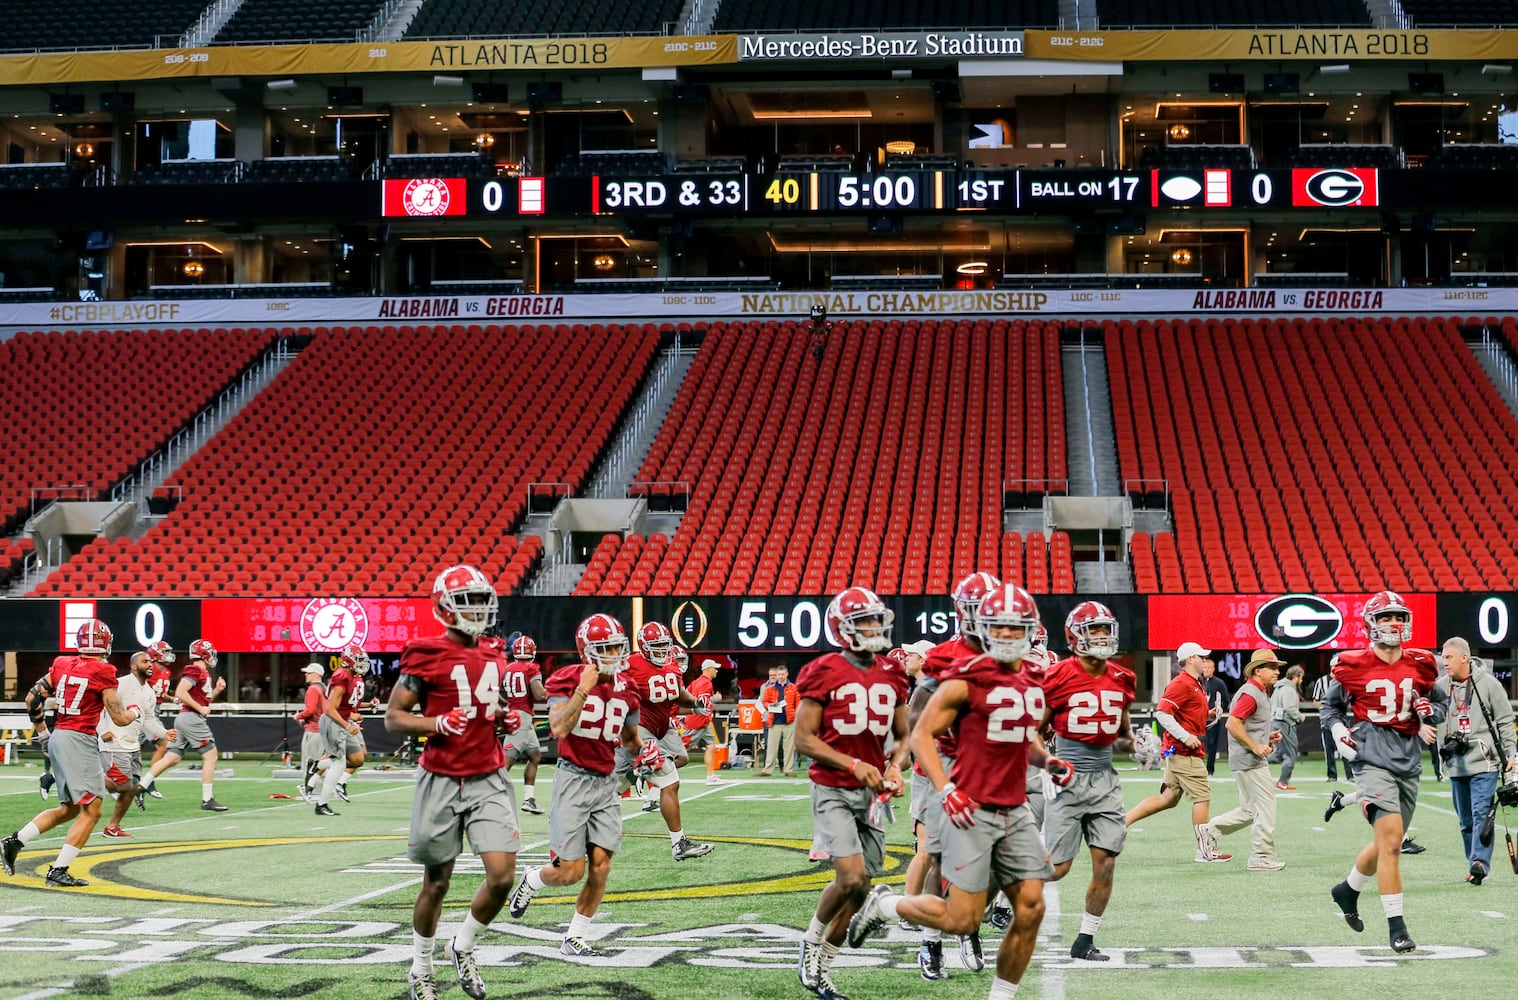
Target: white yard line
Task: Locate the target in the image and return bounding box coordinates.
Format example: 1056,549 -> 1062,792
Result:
1042,879 -> 1064,1000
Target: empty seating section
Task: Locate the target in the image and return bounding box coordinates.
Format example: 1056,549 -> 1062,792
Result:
37,324 -> 659,598
1399,0 -> 1518,25
1097,0 -> 1370,25
574,318 -> 1067,597
0,164 -> 75,190
405,0 -> 683,38
383,155 -> 499,180
1107,316 -> 1518,593
0,329 -> 276,536
2,0 -> 207,50
0,539 -> 35,590
714,0 -> 1059,30
215,0 -> 388,44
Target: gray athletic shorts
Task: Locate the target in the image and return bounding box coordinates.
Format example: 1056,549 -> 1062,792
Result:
100,749 -> 142,789
300,730 -> 324,768
501,721 -> 542,759
1044,768 -> 1127,865
1025,765 -> 1047,832
549,763 -> 622,862
811,784 -> 887,877
50,730 -> 107,806
1355,763 -> 1418,828
909,761 -> 953,856
407,767 -> 521,867
685,724 -> 717,750
941,802 -> 1054,894
320,715 -> 366,759
169,710 -> 216,756
651,727 -> 687,762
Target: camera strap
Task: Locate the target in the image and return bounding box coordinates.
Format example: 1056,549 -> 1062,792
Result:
1468,673 -> 1504,757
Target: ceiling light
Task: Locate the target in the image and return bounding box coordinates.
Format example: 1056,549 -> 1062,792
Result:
267,79 -> 297,91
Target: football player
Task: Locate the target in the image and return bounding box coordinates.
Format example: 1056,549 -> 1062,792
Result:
293,662 -> 327,802
2,620 -> 145,887
312,644 -> 370,815
23,673 -> 58,800
135,638 -> 228,811
904,571 -> 999,978
1321,591 -> 1446,954
846,584 -> 1066,1000
500,634 -> 548,814
617,622 -> 714,860
98,649 -> 177,838
138,641 -> 176,799
680,656 -> 725,785
508,613 -> 644,957
1039,601 -> 1137,962
794,586 -> 910,1000
385,564 -> 522,1000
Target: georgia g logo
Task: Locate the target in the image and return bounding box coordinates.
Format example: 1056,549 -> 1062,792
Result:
1302,169 -> 1366,207
1255,594 -> 1344,649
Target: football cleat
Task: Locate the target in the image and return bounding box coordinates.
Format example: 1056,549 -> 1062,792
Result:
1070,935 -> 1109,961
897,917 -> 916,932
798,939 -> 822,991
408,971 -> 441,1000
200,798 -> 229,812
1325,790 -> 1345,823
812,970 -> 851,1000
559,936 -> 600,958
147,785 -> 164,799
46,866 -> 88,887
917,940 -> 947,981
102,825 -> 132,839
672,836 -> 714,861
959,931 -> 985,972
641,800 -> 660,814
520,797 -> 543,815
988,903 -> 1011,930
446,938 -> 486,1000
1400,837 -> 1426,855
314,803 -> 339,816
335,785 -> 351,803
846,884 -> 894,948
508,871 -> 539,918
38,772 -> 54,800
0,835 -> 20,876
296,784 -> 311,803
1331,881 -> 1364,932
1390,928 -> 1416,953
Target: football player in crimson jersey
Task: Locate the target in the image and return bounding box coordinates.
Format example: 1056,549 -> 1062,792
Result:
499,634 -> 549,815
136,638 -> 229,811
1038,601 -> 1137,962
142,641 -> 176,774
385,564 -> 520,1000
903,571 -> 999,980
312,644 -> 371,815
846,584 -> 1066,1000
1320,591 -> 1446,954
509,613 -> 645,959
2,620 -> 144,888
617,623 -> 715,860
794,586 -> 910,1000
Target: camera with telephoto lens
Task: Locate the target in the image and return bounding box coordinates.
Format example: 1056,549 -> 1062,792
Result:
1439,732 -> 1471,761
1499,769 -> 1518,808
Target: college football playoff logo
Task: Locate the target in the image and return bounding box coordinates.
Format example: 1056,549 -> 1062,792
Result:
299,598 -> 370,652
1254,594 -> 1343,649
670,600 -> 709,649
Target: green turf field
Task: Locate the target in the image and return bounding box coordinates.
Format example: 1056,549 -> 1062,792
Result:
0,759 -> 1508,1000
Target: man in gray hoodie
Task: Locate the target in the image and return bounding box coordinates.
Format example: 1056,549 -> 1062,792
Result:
1434,637 -> 1518,886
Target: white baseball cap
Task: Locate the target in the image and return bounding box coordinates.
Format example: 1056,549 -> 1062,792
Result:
902,640 -> 936,658
1175,641 -> 1212,662
699,658 -> 722,671
303,662 -> 325,677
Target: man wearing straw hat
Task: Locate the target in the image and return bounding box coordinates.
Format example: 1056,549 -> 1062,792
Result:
1202,648 -> 1287,870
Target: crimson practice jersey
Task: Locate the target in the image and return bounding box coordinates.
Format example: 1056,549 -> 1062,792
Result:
625,653 -> 685,738
149,665 -> 173,703
327,667 -> 364,721
546,665 -> 641,775
179,661 -> 215,709
796,651 -> 910,789
48,655 -> 120,733
500,660 -> 542,719
399,635 -> 506,778
947,654 -> 1046,809
680,673 -> 714,731
1043,656 -> 1137,747
1331,647 -> 1440,737
922,636 -> 981,759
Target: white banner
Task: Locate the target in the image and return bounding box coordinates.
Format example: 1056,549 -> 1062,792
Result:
1,286 -> 1509,329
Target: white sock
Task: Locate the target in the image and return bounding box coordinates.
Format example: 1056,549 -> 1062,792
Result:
819,940 -> 840,971
318,762 -> 344,805
456,913 -> 486,951
411,931 -> 435,977
566,910 -> 593,940
523,782 -> 534,797
877,893 -> 902,920
1080,912 -> 1102,936
669,829 -> 684,846
989,976 -> 1021,999
804,915 -> 828,945
202,783 -> 214,802
140,773 -> 155,789
921,926 -> 942,942
1380,892 -> 1404,918
54,843 -> 80,868
1342,788 -> 1361,804
17,822 -> 41,845
316,758 -> 332,773
1346,866 -> 1372,892
525,867 -> 547,891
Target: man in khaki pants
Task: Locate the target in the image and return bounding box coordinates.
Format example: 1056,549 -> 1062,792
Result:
759,665 -> 798,776
1204,648 -> 1287,870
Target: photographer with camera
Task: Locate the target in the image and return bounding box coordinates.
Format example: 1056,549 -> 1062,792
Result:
1435,637 -> 1518,885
